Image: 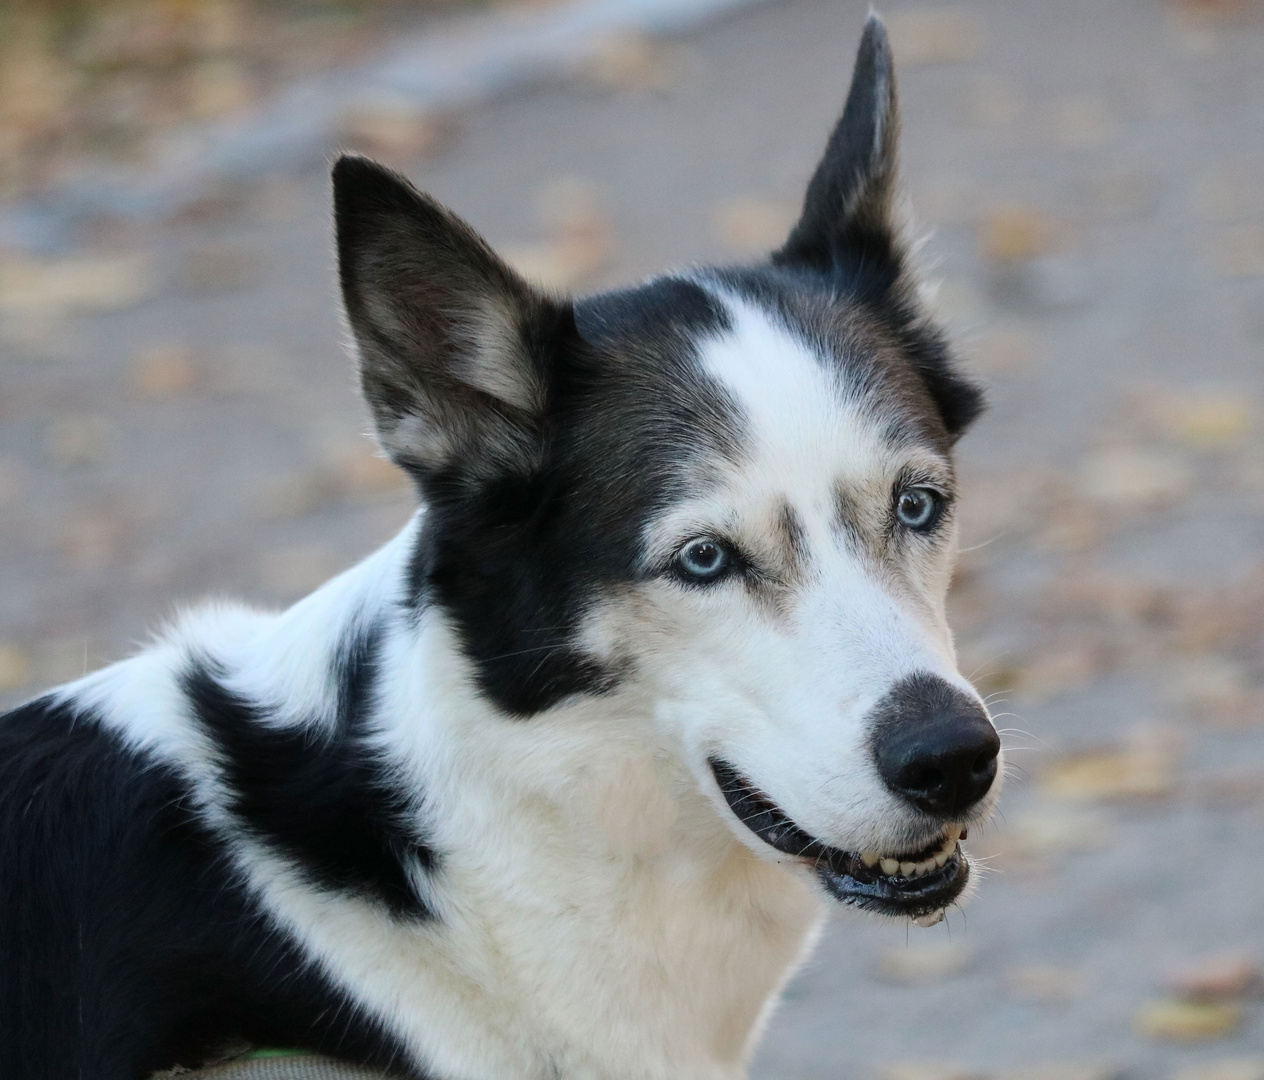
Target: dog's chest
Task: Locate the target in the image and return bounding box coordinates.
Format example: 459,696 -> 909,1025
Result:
260,727 -> 823,1080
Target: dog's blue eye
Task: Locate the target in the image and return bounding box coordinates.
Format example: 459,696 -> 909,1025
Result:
676,539 -> 732,583
895,487 -> 942,531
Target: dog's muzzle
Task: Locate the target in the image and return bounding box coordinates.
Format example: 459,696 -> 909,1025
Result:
709,758 -> 970,922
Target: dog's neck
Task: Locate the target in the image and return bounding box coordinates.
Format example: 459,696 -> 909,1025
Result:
77,514 -> 824,1080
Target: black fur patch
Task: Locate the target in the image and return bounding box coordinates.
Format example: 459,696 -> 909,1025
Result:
0,696 -> 417,1078
407,276 -> 745,716
181,624 -> 436,917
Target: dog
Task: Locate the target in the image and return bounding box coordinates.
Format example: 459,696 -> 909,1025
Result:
0,15 -> 1001,1080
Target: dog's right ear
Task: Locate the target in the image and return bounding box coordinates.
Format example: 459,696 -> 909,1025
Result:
334,155 -> 569,481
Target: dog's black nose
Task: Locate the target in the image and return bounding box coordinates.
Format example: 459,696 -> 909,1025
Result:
870,673 -> 1000,817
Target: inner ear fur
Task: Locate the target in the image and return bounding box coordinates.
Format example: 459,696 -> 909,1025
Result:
334,155 -> 573,480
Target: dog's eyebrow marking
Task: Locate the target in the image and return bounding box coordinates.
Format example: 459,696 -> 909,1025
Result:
180,621 -> 438,918
832,481 -> 873,551
773,501 -> 808,579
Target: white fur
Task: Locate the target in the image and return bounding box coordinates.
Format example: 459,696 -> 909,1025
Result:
49,292 -> 995,1080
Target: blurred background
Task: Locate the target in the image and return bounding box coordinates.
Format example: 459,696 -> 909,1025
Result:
2,0 -> 1264,1076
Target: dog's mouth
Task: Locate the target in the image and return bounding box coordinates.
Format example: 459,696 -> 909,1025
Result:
709,758 -> 969,922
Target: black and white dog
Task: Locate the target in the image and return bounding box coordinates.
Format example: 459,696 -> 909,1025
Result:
0,17 -> 1001,1079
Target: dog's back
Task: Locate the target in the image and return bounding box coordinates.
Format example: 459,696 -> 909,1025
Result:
0,691 -> 409,1077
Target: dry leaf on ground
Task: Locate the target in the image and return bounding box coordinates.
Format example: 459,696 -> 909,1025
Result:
875,941 -> 973,985
1164,953 -> 1262,1002
980,206 -> 1060,263
130,343 -> 201,398
1040,730 -> 1179,802
711,198 -> 798,255
876,1064 -> 983,1080
886,10 -> 984,65
1076,446 -> 1193,511
997,1065 -> 1124,1080
337,98 -> 457,161
1174,1059 -> 1264,1080
503,180 -> 614,291
992,802 -> 1113,859
1134,999 -> 1243,1041
0,252 -> 155,319
1004,965 -> 1091,1004
581,31 -> 684,92
0,645 -> 31,692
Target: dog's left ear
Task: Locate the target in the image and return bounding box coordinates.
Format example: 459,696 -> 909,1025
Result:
334,155 -> 571,481
776,14 -> 902,289
776,15 -> 983,437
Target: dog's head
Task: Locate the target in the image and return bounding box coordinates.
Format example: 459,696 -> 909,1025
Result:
334,17 -> 998,921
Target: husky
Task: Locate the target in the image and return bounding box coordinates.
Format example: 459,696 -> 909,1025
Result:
0,16 -> 1000,1080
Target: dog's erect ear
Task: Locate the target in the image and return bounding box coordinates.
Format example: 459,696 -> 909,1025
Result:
335,155 -> 569,479
776,18 -> 985,439
776,15 -> 902,287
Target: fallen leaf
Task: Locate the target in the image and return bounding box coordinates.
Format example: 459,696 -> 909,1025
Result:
186,58 -> 255,119
1014,644 -> 1101,703
503,181 -> 614,291
1164,953 -> 1262,1002
1041,732 -> 1178,802
711,197 -> 798,255
1158,391 -> 1251,447
129,343 -> 200,398
337,98 -> 457,161
886,10 -> 984,65
1165,655 -> 1262,728
1134,999 -> 1242,1041
1173,1058 -> 1264,1080
980,207 -> 1060,263
0,252 -> 155,319
1005,965 -> 1091,1004
994,802 -> 1113,858
0,645 -> 31,692
1076,446 -> 1192,510
582,31 -> 684,92
997,1066 -> 1124,1080
971,326 -> 1035,373
877,1065 -> 982,1080
875,941 -> 973,985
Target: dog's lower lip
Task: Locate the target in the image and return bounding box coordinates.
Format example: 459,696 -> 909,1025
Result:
708,757 -> 970,918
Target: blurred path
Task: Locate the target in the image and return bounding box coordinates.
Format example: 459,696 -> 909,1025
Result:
3,1 -> 1264,1077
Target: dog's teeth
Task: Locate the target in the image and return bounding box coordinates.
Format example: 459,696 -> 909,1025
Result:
916,858 -> 937,876
880,857 -> 900,876
899,860 -> 916,876
940,835 -> 956,854
934,849 -> 950,868
861,851 -> 880,868
944,823 -> 963,842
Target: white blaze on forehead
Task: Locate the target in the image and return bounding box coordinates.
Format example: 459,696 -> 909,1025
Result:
696,293 -> 891,501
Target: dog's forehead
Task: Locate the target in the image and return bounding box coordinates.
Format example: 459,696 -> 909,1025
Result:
693,288 -> 948,496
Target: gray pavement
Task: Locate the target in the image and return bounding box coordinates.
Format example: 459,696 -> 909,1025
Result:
2,0 -> 1264,1077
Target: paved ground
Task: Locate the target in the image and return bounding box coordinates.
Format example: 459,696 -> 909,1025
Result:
2,0 -> 1264,1077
